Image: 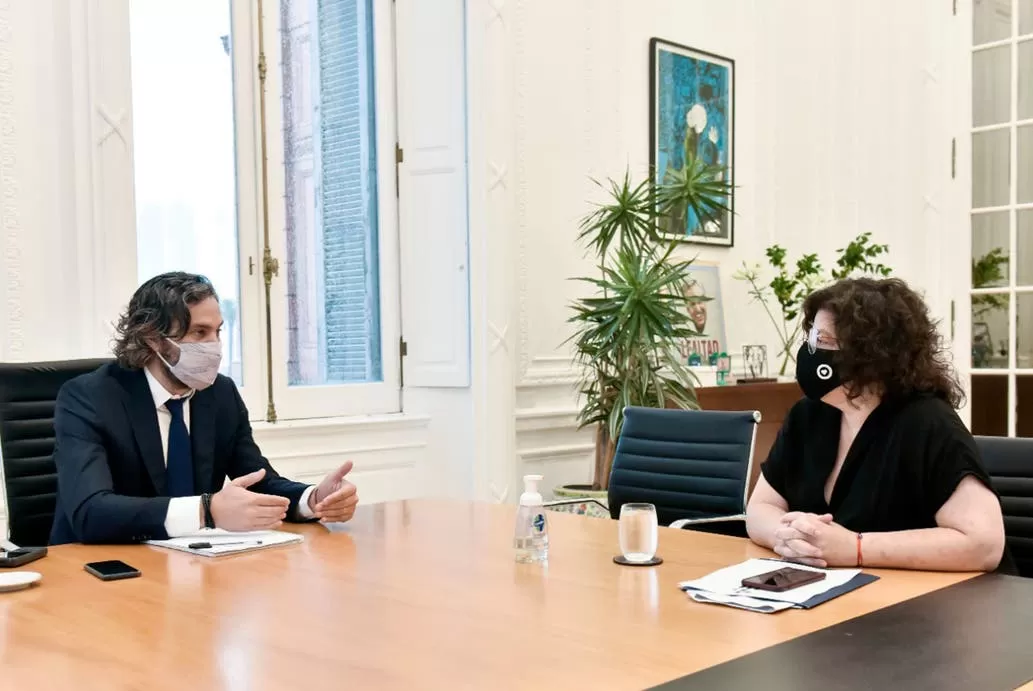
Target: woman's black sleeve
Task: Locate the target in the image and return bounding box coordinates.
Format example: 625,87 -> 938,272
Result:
922,409 -> 997,516
760,402 -> 803,501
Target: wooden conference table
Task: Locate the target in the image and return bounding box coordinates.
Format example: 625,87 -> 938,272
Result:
0,499 -> 1029,690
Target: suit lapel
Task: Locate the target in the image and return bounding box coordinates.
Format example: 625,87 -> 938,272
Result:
189,387 -> 217,493
115,367 -> 168,495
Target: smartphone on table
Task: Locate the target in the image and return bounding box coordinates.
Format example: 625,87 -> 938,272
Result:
84,560 -> 141,581
0,546 -> 47,568
741,566 -> 826,592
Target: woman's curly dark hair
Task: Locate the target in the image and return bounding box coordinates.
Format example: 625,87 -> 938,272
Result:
113,272 -> 219,369
802,277 -> 963,408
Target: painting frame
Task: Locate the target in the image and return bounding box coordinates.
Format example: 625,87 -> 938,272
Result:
649,38 -> 735,247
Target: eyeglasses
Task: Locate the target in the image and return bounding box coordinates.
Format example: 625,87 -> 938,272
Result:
805,326 -> 839,353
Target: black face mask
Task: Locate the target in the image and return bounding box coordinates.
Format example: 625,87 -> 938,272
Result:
796,342 -> 842,400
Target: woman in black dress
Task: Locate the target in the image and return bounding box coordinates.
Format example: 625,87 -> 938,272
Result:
746,278 -> 1008,572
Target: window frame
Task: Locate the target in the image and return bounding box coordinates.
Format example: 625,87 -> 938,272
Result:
128,0 -> 267,417
963,0 -> 1033,436
229,0 -> 270,419
259,0 -> 402,420
128,0 -> 401,421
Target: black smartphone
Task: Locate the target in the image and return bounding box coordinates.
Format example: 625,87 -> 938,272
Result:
741,566 -> 826,592
84,560 -> 141,581
0,546 -> 47,568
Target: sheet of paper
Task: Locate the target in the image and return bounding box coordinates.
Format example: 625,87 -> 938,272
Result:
146,529 -> 303,556
678,558 -> 861,605
688,591 -> 796,613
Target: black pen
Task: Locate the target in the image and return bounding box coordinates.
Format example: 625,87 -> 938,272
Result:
187,540 -> 263,550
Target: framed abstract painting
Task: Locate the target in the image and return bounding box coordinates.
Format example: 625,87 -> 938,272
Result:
650,38 -> 735,247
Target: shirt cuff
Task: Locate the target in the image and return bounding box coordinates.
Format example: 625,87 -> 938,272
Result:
164,496 -> 203,537
296,485 -> 317,519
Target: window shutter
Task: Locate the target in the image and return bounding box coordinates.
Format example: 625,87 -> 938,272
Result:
394,0 -> 471,387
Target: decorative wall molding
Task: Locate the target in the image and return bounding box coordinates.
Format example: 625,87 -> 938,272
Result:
513,0 -> 531,381
514,405 -> 578,431
517,355 -> 578,388
486,0 -> 506,28
467,0 -> 520,505
517,442 -> 594,462
253,411 -> 431,435
488,320 -> 510,354
254,414 -> 431,497
0,0 -> 24,361
96,105 -> 128,147
69,0 -> 138,360
514,397 -> 592,491
269,447 -> 425,464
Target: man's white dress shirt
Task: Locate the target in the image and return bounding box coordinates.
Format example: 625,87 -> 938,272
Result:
144,369 -> 315,536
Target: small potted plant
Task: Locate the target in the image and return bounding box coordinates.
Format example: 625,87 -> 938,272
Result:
555,154 -> 733,500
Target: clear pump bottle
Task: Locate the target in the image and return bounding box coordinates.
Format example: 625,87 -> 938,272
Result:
513,474 -> 549,563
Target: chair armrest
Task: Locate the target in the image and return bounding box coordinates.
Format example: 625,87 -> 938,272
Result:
543,498 -> 610,518
669,514 -> 746,530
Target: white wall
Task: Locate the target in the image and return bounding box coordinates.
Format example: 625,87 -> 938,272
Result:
467,0 -> 957,500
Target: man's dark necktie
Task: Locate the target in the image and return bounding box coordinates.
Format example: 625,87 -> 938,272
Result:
164,397 -> 194,497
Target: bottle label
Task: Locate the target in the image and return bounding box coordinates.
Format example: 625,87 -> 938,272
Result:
532,513 -> 545,533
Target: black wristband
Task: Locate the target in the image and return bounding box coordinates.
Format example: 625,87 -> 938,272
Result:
201,493 -> 216,529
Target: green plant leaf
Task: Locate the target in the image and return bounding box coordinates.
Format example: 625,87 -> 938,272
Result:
655,155 -> 733,233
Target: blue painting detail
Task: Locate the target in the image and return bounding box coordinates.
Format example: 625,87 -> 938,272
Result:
654,44 -> 733,243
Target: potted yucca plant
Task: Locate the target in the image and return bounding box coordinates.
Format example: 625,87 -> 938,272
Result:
556,154 -> 733,500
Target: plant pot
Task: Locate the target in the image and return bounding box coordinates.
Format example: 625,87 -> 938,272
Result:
593,425 -> 617,490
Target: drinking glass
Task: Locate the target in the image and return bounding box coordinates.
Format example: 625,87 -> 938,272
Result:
619,503 -> 658,563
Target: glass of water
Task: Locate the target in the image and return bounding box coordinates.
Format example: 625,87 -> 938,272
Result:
619,503 -> 658,563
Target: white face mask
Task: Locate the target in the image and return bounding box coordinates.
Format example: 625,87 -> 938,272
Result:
157,339 -> 223,391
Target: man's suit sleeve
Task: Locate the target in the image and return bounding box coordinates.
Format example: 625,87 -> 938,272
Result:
227,384 -> 311,520
53,379 -> 171,543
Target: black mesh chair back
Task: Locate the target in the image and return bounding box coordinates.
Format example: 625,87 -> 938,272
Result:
608,407 -> 760,536
974,435 -> 1033,578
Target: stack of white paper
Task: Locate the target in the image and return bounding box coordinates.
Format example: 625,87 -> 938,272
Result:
678,559 -> 861,613
146,529 -> 303,557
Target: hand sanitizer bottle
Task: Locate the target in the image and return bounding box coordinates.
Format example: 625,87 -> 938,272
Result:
514,474 -> 549,563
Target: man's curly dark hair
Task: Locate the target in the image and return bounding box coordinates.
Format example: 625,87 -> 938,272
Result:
113,272 -> 218,369
802,277 -> 964,408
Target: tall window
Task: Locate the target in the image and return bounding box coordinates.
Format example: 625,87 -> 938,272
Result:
280,0 -> 382,387
129,0 -> 399,420
130,0 -> 244,385
969,0 -> 1033,436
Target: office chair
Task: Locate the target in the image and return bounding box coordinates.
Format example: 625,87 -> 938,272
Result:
608,406 -> 761,537
0,359 -> 111,545
974,435 -> 1033,578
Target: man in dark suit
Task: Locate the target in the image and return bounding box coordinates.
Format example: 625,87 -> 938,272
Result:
50,272 -> 360,544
